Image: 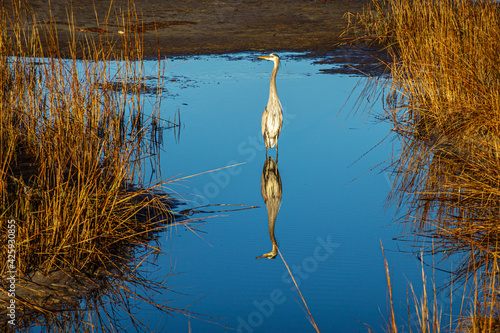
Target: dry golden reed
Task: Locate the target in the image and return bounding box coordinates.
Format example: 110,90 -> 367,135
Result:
0,0 -> 176,278
373,0 -> 500,280
357,0 -> 500,331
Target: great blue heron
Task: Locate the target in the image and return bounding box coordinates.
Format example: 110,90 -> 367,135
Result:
256,156 -> 282,259
258,53 -> 283,155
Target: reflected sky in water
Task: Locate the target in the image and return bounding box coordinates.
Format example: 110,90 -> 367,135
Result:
127,53 -> 452,332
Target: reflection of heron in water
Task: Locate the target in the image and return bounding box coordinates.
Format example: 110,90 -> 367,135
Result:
256,156 -> 282,259
258,53 -> 283,155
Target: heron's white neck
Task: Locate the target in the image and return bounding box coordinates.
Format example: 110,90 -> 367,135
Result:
268,60 -> 279,106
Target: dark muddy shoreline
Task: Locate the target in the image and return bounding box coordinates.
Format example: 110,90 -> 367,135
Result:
6,0 -> 368,57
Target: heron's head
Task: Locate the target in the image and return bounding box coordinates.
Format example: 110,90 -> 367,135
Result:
258,53 -> 280,63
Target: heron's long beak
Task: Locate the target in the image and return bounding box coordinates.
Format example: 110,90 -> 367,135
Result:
258,56 -> 272,60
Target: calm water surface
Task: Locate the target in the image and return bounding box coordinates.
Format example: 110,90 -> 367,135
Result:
119,53 -> 452,332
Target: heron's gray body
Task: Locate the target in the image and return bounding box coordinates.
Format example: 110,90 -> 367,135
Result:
260,54 -> 283,152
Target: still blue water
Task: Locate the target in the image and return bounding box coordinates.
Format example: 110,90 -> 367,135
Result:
108,53 -> 456,333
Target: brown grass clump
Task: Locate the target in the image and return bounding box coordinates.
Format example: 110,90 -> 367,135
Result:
0,0 -> 188,329
356,0 -> 500,331
376,0 -> 500,281
0,0 -> 173,275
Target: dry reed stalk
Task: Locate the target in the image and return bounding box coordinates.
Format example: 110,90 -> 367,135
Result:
382,243 -> 444,333
278,249 -> 321,333
381,242 -> 398,333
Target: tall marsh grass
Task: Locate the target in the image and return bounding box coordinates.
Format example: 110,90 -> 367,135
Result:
0,0 -> 184,328
356,0 -> 500,331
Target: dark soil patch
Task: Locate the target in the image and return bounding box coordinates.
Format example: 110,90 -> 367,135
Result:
7,0 -> 369,57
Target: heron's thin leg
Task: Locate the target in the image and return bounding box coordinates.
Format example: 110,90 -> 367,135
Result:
276,143 -> 278,163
